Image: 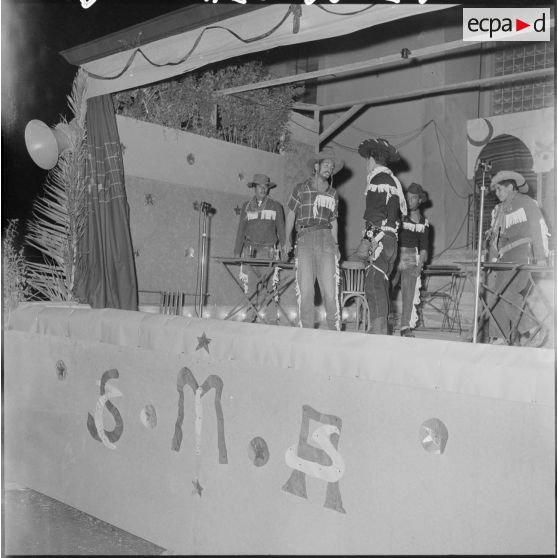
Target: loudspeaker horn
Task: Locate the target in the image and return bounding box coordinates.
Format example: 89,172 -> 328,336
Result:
24,119 -> 74,170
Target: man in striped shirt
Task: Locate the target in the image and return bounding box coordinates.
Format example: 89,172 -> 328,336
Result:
283,147 -> 343,330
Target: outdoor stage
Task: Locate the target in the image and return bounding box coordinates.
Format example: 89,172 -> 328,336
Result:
4,303 -> 555,555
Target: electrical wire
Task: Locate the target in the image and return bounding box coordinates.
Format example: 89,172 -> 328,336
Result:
314,4 -> 376,16
347,119 -> 433,139
290,118 -> 319,134
431,208 -> 470,260
432,125 -> 470,200
334,117 -> 472,199
432,121 -> 474,185
328,120 -> 470,200
342,119 -> 473,196
85,6 -> 297,81
392,120 -> 433,150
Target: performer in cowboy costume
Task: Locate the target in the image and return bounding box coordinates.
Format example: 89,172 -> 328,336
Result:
234,174 -> 285,259
352,138 -> 407,335
485,170 -> 550,345
283,146 -> 343,330
396,182 -> 430,337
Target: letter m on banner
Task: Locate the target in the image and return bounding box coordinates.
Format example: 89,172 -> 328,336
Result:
171,367 -> 228,464
283,405 -> 346,513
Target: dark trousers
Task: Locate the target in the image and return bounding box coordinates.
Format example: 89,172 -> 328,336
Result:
365,233 -> 397,333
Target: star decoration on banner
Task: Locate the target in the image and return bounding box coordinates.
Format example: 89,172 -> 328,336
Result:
192,478 -> 203,497
234,205 -> 242,216
419,418 -> 448,455
196,332 -> 211,353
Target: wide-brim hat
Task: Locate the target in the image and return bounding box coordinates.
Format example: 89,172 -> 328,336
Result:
490,170 -> 529,194
358,137 -> 400,163
308,146 -> 344,175
407,182 -> 428,203
247,173 -> 276,188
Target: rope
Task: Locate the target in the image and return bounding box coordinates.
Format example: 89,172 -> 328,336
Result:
85,6 -> 297,81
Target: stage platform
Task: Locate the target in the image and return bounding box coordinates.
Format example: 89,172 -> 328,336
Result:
4,302 -> 555,555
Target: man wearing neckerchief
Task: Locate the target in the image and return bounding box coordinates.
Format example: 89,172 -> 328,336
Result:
234,174 -> 285,260
354,137 -> 407,335
396,182 -> 430,337
485,170 -> 550,346
283,147 -> 343,330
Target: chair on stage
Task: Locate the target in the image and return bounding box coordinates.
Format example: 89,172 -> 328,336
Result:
159,291 -> 186,316
339,261 -> 370,332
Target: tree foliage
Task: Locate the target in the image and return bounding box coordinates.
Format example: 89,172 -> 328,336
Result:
113,61 -> 298,153
2,220 -> 30,322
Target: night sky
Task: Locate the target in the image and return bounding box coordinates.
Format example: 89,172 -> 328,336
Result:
1,0 -> 185,231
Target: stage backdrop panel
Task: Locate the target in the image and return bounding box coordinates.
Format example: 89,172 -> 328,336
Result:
4,303 -> 555,555
117,115 -> 309,310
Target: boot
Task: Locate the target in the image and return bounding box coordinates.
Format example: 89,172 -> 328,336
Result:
369,317 -> 388,335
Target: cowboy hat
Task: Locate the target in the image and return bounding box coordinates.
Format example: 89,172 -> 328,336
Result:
490,170 -> 529,194
308,146 -> 344,175
247,174 -> 276,188
407,182 -> 428,203
358,137 -> 400,163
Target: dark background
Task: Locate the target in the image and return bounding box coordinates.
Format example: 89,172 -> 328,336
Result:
1,0 -> 185,232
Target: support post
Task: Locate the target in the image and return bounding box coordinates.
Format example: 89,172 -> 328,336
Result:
472,160 -> 492,343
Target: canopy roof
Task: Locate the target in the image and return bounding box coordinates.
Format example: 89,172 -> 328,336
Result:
60,3 -> 456,99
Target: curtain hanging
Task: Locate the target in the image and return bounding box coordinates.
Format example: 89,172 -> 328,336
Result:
75,94 -> 138,310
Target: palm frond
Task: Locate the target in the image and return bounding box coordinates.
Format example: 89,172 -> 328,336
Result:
25,69 -> 88,301
67,68 -> 88,130
26,259 -> 70,302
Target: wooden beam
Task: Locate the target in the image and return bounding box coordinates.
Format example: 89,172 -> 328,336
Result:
313,110 -> 320,154
215,38 -> 482,96
292,102 -> 320,112
319,104 -> 365,146
318,68 -> 554,113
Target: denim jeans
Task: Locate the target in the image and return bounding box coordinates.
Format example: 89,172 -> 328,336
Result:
295,228 -> 340,330
364,233 -> 397,324
487,268 -> 532,341
397,247 -> 422,330
487,245 -> 535,342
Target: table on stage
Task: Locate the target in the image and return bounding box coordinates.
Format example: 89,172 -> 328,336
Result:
213,256 -> 296,326
419,264 -> 466,332
457,260 -> 554,345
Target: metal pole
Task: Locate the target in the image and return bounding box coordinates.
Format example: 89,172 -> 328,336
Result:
197,202 -> 213,318
472,160 -> 492,343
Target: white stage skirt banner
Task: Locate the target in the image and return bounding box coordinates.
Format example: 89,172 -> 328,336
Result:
3,303 -> 555,554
